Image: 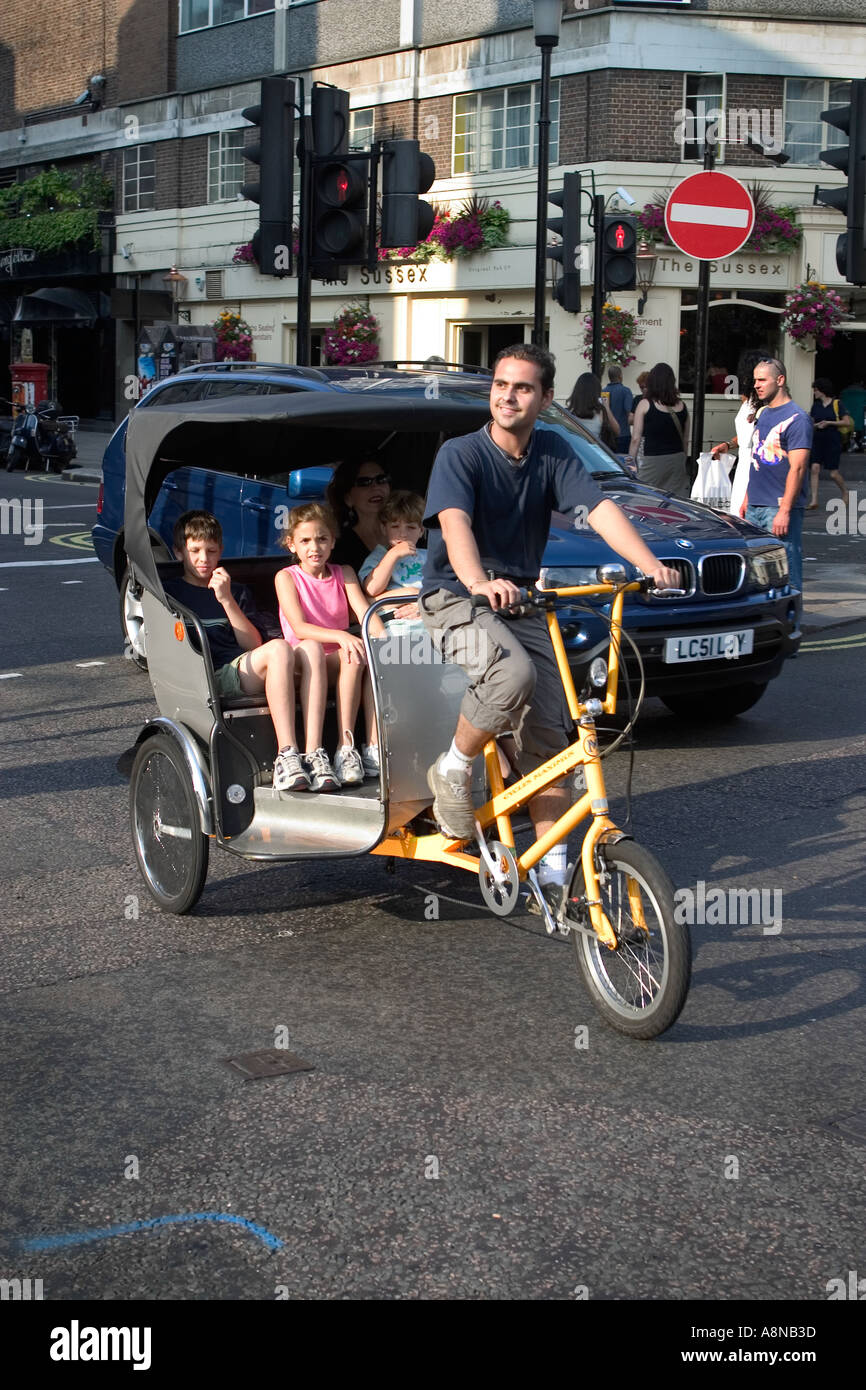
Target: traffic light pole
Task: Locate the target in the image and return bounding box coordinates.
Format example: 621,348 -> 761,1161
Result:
296,106 -> 312,367
592,193 -> 604,378
532,39 -> 554,347
690,140 -> 716,473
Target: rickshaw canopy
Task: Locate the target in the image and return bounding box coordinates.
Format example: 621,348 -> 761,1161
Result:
123,388 -> 490,600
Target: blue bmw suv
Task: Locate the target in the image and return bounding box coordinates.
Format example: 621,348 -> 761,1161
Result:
93,361 -> 800,719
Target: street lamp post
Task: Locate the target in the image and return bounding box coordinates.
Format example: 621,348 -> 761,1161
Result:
532,0 -> 562,347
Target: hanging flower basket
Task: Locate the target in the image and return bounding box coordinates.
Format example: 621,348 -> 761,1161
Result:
322,302 -> 380,365
781,281 -> 845,352
378,197 -> 510,263
583,302 -> 637,368
213,309 -> 254,361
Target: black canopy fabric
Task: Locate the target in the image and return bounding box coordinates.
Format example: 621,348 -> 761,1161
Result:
12,287 -> 109,323
123,390 -> 490,600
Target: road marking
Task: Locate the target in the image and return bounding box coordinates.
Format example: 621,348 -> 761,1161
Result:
15,1212 -> 284,1253
0,557 -> 98,568
61,579 -> 84,584
801,632 -> 866,649
76,660 -> 105,667
0,672 -> 23,679
49,531 -> 95,551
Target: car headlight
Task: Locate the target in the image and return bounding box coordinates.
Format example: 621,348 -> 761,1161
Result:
537,566 -> 601,590
748,546 -> 789,588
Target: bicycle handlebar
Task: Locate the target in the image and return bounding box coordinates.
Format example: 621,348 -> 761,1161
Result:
470,576 -> 685,615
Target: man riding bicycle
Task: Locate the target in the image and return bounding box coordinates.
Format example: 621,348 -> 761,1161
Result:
420,343 -> 681,890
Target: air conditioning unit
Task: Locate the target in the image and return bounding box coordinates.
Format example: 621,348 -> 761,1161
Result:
205,270 -> 224,299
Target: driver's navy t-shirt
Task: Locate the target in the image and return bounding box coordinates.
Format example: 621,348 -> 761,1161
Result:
422,423 -> 605,596
747,401 -> 812,508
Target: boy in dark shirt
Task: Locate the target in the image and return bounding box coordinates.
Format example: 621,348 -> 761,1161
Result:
164,510 -> 310,792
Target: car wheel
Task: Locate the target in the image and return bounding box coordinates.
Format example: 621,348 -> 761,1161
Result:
120,566 -> 148,670
661,681 -> 768,720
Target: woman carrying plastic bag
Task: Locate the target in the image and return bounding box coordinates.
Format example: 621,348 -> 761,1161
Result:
710,349 -> 767,517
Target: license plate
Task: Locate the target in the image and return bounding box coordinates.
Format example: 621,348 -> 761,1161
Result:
663,629 -> 754,663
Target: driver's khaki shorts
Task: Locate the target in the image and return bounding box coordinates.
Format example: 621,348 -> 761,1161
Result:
420,588 -> 572,774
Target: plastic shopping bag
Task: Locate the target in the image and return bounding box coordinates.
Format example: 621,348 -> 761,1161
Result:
691,451 -> 733,510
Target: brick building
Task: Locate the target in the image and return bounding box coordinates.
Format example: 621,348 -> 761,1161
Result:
0,1 -> 864,431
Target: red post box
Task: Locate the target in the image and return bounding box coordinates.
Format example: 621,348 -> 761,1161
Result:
11,362 -> 51,415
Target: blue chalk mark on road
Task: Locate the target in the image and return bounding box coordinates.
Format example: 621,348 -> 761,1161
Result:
16,1212 -> 283,1253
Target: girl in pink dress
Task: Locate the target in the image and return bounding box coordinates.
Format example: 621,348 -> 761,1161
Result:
275,503 -> 381,792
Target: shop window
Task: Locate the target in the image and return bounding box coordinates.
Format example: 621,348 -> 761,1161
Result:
123,146 -> 156,212
680,74 -> 726,161
678,292 -> 784,395
453,83 -> 559,176
784,78 -> 850,165
208,131 -> 245,202
454,322 -> 530,370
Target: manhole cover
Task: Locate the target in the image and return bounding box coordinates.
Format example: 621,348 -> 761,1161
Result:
224,1049 -> 315,1080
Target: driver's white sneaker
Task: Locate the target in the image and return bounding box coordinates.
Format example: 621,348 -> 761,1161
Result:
427,754 -> 475,842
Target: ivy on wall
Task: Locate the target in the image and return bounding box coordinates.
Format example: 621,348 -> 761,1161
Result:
0,166 -> 113,254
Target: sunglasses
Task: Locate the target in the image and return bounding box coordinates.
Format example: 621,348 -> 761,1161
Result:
353,473 -> 390,488
757,358 -> 784,371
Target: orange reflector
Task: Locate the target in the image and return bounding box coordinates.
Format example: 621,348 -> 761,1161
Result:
174,621 -> 185,642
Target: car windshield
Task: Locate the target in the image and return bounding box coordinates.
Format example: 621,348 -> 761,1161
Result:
539,404 -> 626,477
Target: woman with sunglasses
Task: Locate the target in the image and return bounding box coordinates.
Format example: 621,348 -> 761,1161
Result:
327,457 -> 392,571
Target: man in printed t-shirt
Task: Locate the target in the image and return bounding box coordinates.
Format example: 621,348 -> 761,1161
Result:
420,342 -> 682,885
746,357 -> 812,593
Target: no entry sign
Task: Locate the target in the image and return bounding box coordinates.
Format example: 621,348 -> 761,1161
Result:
664,172 -> 755,260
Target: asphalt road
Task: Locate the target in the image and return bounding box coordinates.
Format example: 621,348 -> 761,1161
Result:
1,469 -> 865,1325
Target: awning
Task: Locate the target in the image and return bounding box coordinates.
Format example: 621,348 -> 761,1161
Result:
12,287 -> 109,324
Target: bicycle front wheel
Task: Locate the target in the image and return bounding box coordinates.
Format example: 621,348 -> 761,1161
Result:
570,840 -> 690,1039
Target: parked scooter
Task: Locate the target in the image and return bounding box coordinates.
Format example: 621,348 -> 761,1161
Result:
5,399 -> 79,473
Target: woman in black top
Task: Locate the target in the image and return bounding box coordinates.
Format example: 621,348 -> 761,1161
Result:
628,362 -> 690,497
327,456 -> 391,570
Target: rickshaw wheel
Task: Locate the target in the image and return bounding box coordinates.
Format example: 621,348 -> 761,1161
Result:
569,840 -> 690,1039
130,734 -> 209,914
120,567 -> 148,671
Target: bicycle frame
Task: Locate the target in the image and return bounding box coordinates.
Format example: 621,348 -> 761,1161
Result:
370,580 -> 641,948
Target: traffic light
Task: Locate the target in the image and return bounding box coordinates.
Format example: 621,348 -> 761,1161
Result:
310,154 -> 372,269
546,171 -> 582,313
241,76 -> 295,277
380,139 -> 436,249
815,78 -> 866,285
602,214 -> 637,292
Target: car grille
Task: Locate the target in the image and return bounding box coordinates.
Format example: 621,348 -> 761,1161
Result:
699,552 -> 746,595
653,553 -> 745,598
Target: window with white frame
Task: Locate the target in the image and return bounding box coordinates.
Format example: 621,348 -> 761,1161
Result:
208,130 -> 246,202
784,78 -> 851,165
180,0 -> 274,33
349,108 -> 374,152
123,145 -> 156,211
681,73 -> 726,161
452,82 -> 560,176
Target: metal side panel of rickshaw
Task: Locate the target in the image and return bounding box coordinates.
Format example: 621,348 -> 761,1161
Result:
367,623 -> 486,822
141,588 -> 216,744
